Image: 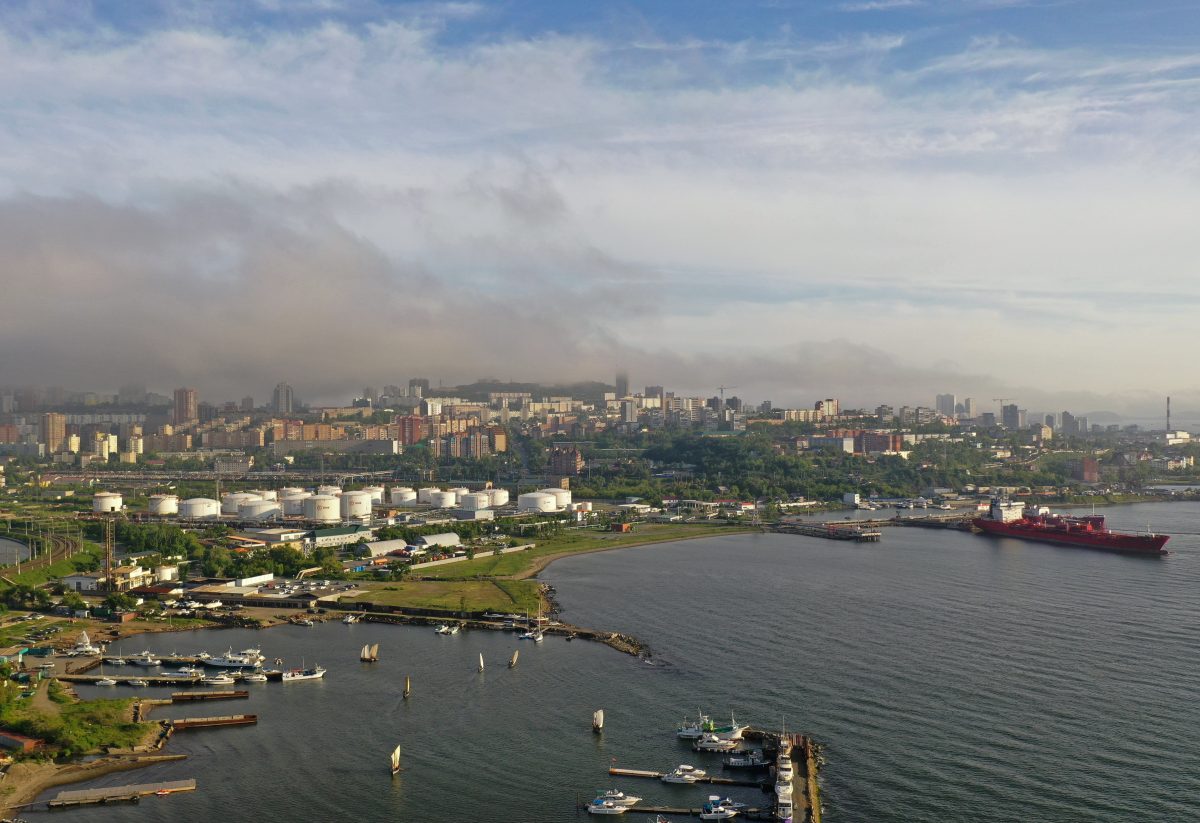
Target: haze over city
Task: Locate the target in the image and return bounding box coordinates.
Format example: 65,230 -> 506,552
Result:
3,1 -> 1199,416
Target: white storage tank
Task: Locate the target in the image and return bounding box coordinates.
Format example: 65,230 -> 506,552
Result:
239,500 -> 281,521
459,492 -> 491,511
340,490 -> 373,519
281,492 -> 312,516
361,485 -> 385,505
417,487 -> 440,504
518,492 -> 557,513
390,487 -> 417,506
279,487 -> 306,497
180,498 -> 220,519
222,492 -> 262,515
92,492 -> 123,513
429,490 -> 457,509
540,488 -> 572,509
249,489 -> 278,501
318,485 -> 343,497
448,487 -> 470,499
147,494 -> 179,516
304,495 -> 341,523
486,488 -> 510,507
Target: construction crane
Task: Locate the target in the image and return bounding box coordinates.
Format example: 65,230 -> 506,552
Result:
992,397 -> 1009,411
718,385 -> 739,403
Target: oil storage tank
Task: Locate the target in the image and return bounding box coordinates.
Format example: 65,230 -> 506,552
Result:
458,492 -> 490,511
540,488 -> 572,509
281,491 -> 312,516
239,500 -> 281,521
486,488 -> 510,507
390,487 -> 417,506
340,490 -> 373,519
92,492 -> 123,513
304,495 -> 340,523
222,492 -> 261,515
180,498 -> 220,519
518,492 -> 557,513
429,490 -> 457,509
147,494 -> 179,516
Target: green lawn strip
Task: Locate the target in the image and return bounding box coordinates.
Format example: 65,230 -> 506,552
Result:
343,579 -> 541,614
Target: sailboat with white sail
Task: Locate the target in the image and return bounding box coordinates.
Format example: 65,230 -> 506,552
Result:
508,649 -> 519,668
593,709 -> 604,733
390,743 -> 402,776
478,653 -> 485,673
403,675 -> 412,699
360,643 -> 379,662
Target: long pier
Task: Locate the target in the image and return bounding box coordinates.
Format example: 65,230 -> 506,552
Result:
608,767 -> 766,788
774,523 -> 882,542
172,690 -> 249,701
47,779 -> 196,808
170,714 -> 257,730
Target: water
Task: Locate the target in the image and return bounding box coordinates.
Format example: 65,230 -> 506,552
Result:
46,502 -> 1200,822
0,537 -> 30,565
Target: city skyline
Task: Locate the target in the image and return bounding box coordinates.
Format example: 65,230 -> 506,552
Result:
2,2 -> 1199,414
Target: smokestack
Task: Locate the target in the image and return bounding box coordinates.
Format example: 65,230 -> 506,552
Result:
1167,396 -> 1171,433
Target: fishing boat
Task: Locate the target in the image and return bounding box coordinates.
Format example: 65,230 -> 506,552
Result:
661,764 -> 706,784
403,675 -> 412,699
390,743 -> 402,776
595,789 -> 640,807
677,711 -> 747,740
343,614 -> 360,624
478,653 -> 485,673
282,664 -> 326,682
508,649 -> 519,668
360,643 -> 380,663
593,709 -> 604,733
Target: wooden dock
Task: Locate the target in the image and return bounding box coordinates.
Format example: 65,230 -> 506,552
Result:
608,767 -> 767,789
171,714 -> 257,730
172,689 -> 249,701
47,779 -> 196,808
59,673 -> 203,686
775,523 -> 882,542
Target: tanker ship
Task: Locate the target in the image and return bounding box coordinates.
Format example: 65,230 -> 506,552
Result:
972,500 -> 1169,556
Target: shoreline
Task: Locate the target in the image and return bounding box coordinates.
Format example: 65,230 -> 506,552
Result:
1,753 -> 184,815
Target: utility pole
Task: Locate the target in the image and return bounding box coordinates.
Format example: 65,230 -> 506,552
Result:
104,517 -> 116,593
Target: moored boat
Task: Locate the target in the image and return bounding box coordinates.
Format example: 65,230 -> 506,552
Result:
723,749 -> 769,770
595,789 -> 640,807
206,649 -> 262,668
130,651 -> 161,667
243,672 -> 268,683
282,664 -> 326,681
126,678 -> 149,687
586,798 -> 629,815
973,499 -> 1169,555
694,733 -> 740,752
202,673 -> 236,686
96,677 -> 117,687
661,764 -> 706,784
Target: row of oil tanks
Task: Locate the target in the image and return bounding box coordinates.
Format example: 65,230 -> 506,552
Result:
517,488 -> 573,512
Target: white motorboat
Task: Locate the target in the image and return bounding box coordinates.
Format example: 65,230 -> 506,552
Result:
661,764 -> 706,784
776,751 -> 794,782
177,665 -> 202,675
775,781 -> 793,822
586,799 -> 629,815
126,678 -> 149,687
206,649 -> 262,668
239,647 -> 264,660
700,804 -> 739,820
70,631 -> 101,656
596,790 -> 640,807
342,614 -> 360,624
96,677 -> 117,687
202,673 -> 236,686
104,657 -> 127,666
130,651 -> 161,667
694,733 -> 739,752
243,672 -> 268,683
446,624 -> 460,635
282,665 -> 326,681
708,796 -> 748,811
195,651 -> 212,660
434,624 -> 451,635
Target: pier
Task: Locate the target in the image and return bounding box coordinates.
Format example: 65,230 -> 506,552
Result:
608,767 -> 767,788
172,689 -> 249,701
774,523 -> 881,542
47,779 -> 196,808
170,714 -> 257,730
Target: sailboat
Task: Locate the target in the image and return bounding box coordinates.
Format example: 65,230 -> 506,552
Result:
478,652 -> 485,673
593,709 -> 604,733
403,675 -> 412,699
508,649 -> 519,669
360,643 -> 379,662
390,743 -> 402,776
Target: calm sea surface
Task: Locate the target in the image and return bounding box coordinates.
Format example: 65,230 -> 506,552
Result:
50,502 -> 1200,822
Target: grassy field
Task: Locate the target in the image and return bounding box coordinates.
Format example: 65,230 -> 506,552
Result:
343,579 -> 542,614
415,523 -> 754,580
0,616 -> 68,648
0,692 -> 149,756
3,544 -> 102,588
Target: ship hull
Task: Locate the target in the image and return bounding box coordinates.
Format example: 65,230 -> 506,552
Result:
972,518 -> 1168,555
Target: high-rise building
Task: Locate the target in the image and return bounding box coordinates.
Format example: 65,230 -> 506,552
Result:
962,398 -> 977,419
173,387 -> 198,426
935,393 -> 957,417
815,398 -> 839,420
615,371 -> 630,399
621,399 -> 638,424
273,382 -> 294,414
241,396 -> 255,412
40,412 -> 67,453
408,378 -> 430,397
1044,414 -> 1056,429
1001,404 -> 1022,429
1061,411 -> 1076,436
362,387 -> 377,405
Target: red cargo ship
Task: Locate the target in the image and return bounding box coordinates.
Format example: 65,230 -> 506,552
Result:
972,500 -> 1168,556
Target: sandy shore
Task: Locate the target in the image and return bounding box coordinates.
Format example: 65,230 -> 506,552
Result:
0,753 -> 183,815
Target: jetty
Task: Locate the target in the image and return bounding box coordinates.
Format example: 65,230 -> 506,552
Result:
774,522 -> 881,542
608,767 -> 765,788
47,779 -> 196,808
170,714 -> 257,730
172,690 -> 249,701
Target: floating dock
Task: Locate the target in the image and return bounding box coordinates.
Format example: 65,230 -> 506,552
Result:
172,690 -> 249,701
47,779 -> 196,808
170,714 -> 257,730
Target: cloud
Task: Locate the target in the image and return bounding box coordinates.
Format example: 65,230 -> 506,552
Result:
839,0 -> 922,12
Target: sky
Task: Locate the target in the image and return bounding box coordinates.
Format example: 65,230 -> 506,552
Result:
1,0 -> 1199,416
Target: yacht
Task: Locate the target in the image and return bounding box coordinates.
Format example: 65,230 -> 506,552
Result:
202,673 -> 236,686
775,781 -> 793,823
586,799 -> 629,815
239,647 -> 264,660
595,790 -> 641,808
709,797 -> 748,812
776,752 -> 794,782
69,631 -> 102,656
130,651 -> 162,667
206,649 -> 262,668
661,764 -> 706,784
282,664 -> 326,681
104,657 -> 127,666
126,678 -> 149,687
177,665 -> 202,675
699,801 -> 739,820
694,733 -> 740,752
96,677 -> 118,687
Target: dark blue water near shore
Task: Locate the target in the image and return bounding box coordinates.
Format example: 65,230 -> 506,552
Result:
49,502 -> 1200,822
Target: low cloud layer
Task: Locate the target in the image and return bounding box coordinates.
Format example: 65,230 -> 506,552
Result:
2,4 -> 1199,414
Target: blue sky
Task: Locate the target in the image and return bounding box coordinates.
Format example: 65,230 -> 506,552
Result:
1,0 -> 1199,413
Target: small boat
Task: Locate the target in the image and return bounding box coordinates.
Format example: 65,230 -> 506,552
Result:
195,651 -> 212,660
155,789 -> 170,797
709,797 -> 748,811
723,749 -> 769,770
104,657 -> 127,666
595,789 -> 640,807
343,614 -> 360,624
130,651 -> 162,667
588,801 -> 633,820
593,709 -> 604,733
177,665 -> 202,675
478,653 -> 485,673
434,624 -> 450,635
661,764 -> 706,784
243,672 -> 268,683
292,618 -> 315,627
390,743 -> 403,776
126,678 -> 149,687
446,624 -> 460,635
694,733 -> 739,752
403,675 -> 412,699
202,673 -> 236,686
508,649 -> 519,669
96,677 -> 117,687
282,665 -> 326,682
699,800 -> 739,820
360,643 -> 380,663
